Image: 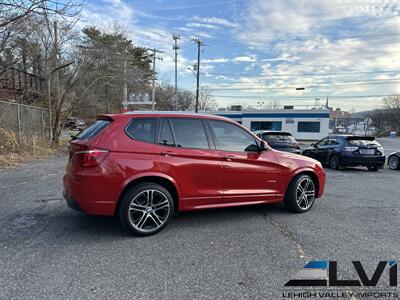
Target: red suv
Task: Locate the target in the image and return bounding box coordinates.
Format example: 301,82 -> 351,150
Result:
63,112 -> 325,236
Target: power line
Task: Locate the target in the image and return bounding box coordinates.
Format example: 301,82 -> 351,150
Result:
204,69 -> 400,78
209,94 -> 394,99
207,80 -> 400,91
204,78 -> 400,87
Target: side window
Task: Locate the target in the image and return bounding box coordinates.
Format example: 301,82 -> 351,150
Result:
210,120 -> 259,152
329,138 -> 340,146
125,118 -> 156,143
170,118 -> 210,149
159,118 -> 175,146
317,138 -> 329,146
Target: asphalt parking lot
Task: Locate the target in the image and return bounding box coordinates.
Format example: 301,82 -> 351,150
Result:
0,139 -> 399,299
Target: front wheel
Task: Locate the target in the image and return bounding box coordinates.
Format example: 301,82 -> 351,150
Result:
118,183 -> 174,236
285,174 -> 316,213
329,155 -> 341,170
388,155 -> 399,170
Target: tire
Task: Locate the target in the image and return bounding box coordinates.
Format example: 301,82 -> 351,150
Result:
367,165 -> 379,171
329,154 -> 341,170
388,155 -> 399,170
118,183 -> 175,236
285,174 -> 316,213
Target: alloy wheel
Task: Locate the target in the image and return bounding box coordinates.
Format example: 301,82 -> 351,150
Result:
388,156 -> 399,170
296,177 -> 315,210
128,190 -> 170,233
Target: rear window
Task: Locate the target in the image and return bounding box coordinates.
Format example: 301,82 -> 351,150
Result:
347,139 -> 380,147
75,119 -> 111,140
125,118 -> 157,143
263,133 -> 296,143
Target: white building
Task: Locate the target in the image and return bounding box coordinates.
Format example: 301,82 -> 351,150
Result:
211,109 -> 330,141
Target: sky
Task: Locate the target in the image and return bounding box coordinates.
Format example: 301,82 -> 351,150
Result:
80,0 -> 400,111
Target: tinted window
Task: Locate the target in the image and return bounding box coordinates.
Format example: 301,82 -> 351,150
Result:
76,119 -> 110,140
298,121 -> 320,133
126,118 -> 156,143
159,119 -> 175,146
347,139 -> 380,147
317,138 -> 330,146
210,120 -> 259,152
170,118 -> 209,149
251,121 -> 282,131
263,134 -> 296,143
329,138 -> 340,145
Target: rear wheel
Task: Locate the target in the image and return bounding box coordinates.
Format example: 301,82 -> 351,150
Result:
388,155 -> 399,170
329,155 -> 341,170
367,165 -> 379,171
285,174 -> 316,213
118,183 -> 174,236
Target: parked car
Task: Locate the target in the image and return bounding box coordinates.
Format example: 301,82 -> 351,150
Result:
65,117 -> 86,130
254,130 -> 301,154
302,135 -> 385,171
388,151 -> 400,170
63,112 -> 326,236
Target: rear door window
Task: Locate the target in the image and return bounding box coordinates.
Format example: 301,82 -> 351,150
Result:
158,118 -> 175,146
170,118 -> 210,149
125,118 -> 157,143
75,119 -> 111,140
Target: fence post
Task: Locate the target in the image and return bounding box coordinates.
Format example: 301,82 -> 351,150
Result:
41,109 -> 44,137
17,104 -> 21,141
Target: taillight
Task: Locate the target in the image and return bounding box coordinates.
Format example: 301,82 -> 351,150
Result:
344,146 -> 358,152
70,143 -> 109,167
76,149 -> 110,167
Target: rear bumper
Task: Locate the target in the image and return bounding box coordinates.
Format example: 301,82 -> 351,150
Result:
340,155 -> 385,167
63,190 -> 82,212
63,174 -> 117,216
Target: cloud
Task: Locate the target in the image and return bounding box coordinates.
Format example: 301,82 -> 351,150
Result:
186,23 -> 219,30
192,16 -> 238,28
232,56 -> 257,62
203,58 -> 230,63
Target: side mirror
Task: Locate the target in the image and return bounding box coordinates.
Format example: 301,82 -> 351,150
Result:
260,140 -> 269,152
310,143 -> 316,147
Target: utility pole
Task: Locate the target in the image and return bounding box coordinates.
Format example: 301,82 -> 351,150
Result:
123,48 -> 128,111
48,20 -> 58,141
147,48 -> 163,111
173,34 -> 180,110
193,38 -> 204,113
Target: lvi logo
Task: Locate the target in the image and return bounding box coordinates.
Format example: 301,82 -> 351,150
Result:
284,260 -> 397,287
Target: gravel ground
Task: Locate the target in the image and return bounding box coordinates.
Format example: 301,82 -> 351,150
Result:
0,139 -> 399,299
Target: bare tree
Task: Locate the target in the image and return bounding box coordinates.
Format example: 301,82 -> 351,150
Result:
197,86 -> 217,111
383,95 -> 400,132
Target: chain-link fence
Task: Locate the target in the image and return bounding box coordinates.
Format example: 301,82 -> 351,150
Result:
0,100 -> 49,139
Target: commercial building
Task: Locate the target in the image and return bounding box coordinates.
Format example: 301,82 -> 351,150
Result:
211,108 -> 330,141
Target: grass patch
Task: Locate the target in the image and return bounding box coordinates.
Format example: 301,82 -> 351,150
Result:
0,128 -> 59,169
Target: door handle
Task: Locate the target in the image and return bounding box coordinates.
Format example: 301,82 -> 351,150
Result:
223,155 -> 235,161
160,151 -> 177,157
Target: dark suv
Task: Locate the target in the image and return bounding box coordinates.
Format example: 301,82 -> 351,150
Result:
302,135 -> 385,171
254,131 -> 301,154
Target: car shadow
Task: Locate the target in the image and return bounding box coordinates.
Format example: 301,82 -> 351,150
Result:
1,202 -> 293,243
61,202 -> 292,238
